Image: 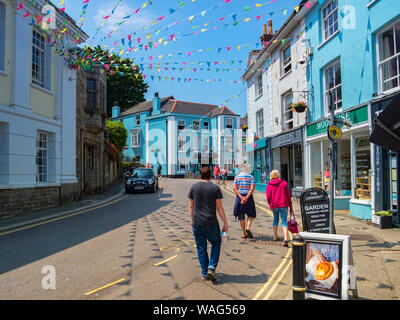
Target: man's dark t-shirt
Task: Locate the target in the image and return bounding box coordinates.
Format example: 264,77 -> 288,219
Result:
188,181 -> 223,227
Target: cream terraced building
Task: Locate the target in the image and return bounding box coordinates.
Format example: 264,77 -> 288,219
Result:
0,0 -> 87,217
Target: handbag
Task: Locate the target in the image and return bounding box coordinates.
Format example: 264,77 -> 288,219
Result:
287,209 -> 299,234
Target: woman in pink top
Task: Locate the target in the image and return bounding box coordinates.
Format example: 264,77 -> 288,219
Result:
266,170 -> 293,247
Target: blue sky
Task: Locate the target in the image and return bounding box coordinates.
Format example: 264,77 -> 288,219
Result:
61,0 -> 302,117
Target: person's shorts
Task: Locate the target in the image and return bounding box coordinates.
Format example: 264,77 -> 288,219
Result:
221,175 -> 227,180
234,195 -> 256,220
214,174 -> 219,179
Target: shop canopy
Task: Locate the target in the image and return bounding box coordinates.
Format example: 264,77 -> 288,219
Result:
369,95 -> 400,153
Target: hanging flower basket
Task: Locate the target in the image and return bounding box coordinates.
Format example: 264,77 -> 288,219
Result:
291,102 -> 308,113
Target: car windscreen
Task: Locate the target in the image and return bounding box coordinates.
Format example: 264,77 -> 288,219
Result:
132,170 -> 154,178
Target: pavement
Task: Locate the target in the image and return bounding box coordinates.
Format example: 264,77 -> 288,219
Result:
220,180 -> 400,300
0,183 -> 125,235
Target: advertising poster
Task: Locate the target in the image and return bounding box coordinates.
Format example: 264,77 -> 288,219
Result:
305,241 -> 342,298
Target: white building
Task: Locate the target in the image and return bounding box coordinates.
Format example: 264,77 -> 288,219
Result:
242,1 -> 311,195
0,0 -> 87,217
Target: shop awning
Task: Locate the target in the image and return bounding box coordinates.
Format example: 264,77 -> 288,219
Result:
369,95 -> 400,153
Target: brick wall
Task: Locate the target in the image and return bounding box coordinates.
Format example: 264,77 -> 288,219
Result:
0,186 -> 60,219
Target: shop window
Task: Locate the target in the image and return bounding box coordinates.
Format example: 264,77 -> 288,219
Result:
390,153 -> 398,210
203,121 -> 209,130
193,121 -> 200,131
311,142 -> 322,188
0,2 -> 5,72
294,145 -> 303,188
335,139 -> 351,196
378,21 -> 400,92
354,136 -> 371,201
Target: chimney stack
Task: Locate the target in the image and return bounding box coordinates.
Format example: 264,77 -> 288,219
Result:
260,20 -> 273,46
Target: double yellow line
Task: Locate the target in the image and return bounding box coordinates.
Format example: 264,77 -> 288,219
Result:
221,185 -> 293,300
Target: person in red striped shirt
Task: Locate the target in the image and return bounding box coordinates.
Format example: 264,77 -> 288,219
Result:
233,164 -> 256,239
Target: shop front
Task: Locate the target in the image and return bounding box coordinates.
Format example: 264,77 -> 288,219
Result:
305,104 -> 372,219
370,92 -> 400,227
270,127 -> 304,197
246,137 -> 270,192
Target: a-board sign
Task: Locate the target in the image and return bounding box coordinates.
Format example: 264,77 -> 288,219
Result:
299,232 -> 355,300
300,188 -> 330,233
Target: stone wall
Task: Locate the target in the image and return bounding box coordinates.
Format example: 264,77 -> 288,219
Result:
0,186 -> 60,219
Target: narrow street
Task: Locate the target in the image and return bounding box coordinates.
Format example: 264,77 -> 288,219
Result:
0,178 -> 292,300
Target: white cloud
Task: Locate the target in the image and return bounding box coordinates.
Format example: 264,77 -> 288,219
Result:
93,3 -> 154,35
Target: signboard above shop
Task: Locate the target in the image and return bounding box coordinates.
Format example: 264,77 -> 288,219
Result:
307,105 -> 368,138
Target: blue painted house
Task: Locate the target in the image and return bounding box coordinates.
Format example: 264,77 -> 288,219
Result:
112,93 -> 242,177
303,0 -> 400,219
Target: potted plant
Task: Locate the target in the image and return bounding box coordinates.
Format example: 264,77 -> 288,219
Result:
372,211 -> 393,229
291,102 -> 308,113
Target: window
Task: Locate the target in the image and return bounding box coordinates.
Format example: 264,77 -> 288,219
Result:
178,120 -> 185,130
282,92 -> 293,130
390,153 -> 398,210
36,132 -> 48,182
354,136 -> 371,201
322,0 -> 339,41
378,21 -> 400,92
256,109 -> 264,138
87,146 -> 95,169
135,115 -> 140,126
226,118 -> 233,129
203,121 -> 209,130
32,30 -> 45,88
202,135 -> 209,152
255,74 -> 263,98
131,130 -> 141,148
0,2 -> 5,72
192,134 -> 200,152
178,158 -> 187,172
281,45 -> 292,75
87,79 -> 96,111
225,135 -> 233,153
193,121 -> 200,131
324,60 -> 342,112
178,135 -> 186,152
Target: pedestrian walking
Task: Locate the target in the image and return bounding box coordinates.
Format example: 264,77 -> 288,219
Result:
213,164 -> 220,184
233,163 -> 256,239
188,167 -> 228,283
266,170 -> 293,247
233,164 -> 240,178
221,166 -> 228,185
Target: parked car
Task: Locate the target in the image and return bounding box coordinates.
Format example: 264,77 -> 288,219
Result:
125,168 -> 158,193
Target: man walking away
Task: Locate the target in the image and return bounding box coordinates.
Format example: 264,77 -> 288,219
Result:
188,167 -> 228,283
233,164 -> 256,239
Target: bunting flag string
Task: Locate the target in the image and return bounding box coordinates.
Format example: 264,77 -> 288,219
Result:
141,73 -> 245,85
75,0 -> 91,43
103,0 -> 236,47
90,0 -> 124,41
107,1 -> 313,53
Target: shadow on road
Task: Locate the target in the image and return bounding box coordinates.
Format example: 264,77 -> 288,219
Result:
0,190 -> 173,275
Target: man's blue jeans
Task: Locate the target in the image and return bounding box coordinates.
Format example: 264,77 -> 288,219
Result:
192,224 -> 221,277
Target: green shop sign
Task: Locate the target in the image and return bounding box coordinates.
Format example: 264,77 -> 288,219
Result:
307,105 -> 369,137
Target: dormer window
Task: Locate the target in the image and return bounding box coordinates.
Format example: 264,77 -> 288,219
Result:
226,118 -> 233,129
178,120 -> 186,130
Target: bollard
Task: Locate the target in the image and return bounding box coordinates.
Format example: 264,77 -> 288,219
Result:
291,234 -> 307,300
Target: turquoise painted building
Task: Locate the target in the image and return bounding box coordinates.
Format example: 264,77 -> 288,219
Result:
303,0 -> 400,219
112,93 -> 242,177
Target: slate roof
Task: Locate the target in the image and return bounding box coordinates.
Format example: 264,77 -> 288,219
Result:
117,96 -> 174,117
115,97 -> 238,118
